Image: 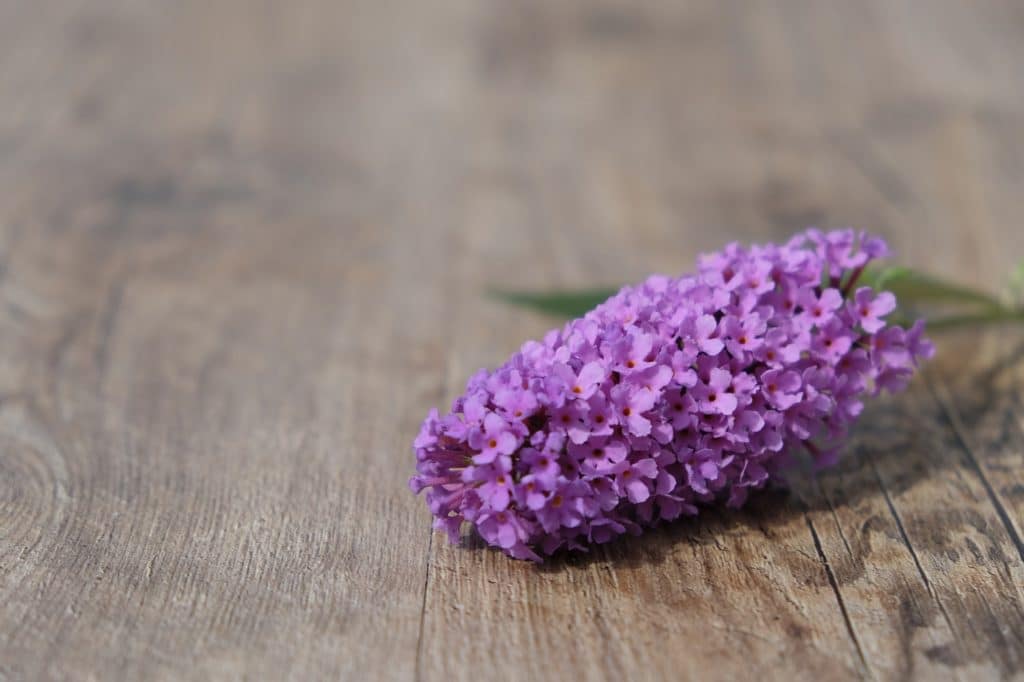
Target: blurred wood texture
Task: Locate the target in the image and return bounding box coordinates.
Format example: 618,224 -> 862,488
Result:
1,1 -> 1023,680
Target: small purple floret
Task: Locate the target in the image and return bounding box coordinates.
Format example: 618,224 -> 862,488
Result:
410,229 -> 934,561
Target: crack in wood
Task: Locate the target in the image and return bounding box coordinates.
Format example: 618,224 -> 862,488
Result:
865,452 -> 959,641
805,514 -> 873,680
929,380 -> 1024,564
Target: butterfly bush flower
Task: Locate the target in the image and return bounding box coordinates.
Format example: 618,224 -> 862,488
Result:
410,229 -> 934,561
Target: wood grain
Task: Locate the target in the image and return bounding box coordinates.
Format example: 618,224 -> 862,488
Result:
0,1 -> 1022,680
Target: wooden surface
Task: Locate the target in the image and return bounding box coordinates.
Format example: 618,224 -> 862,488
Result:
1,1 -> 1023,680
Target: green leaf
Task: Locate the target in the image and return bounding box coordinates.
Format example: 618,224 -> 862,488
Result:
863,266 -> 1001,308
923,307 -> 1024,331
1007,260 -> 1024,307
489,287 -> 618,318
866,265 -> 910,292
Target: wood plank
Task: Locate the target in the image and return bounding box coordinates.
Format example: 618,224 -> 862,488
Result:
0,0 -> 1022,680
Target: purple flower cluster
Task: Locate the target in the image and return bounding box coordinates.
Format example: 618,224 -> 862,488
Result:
410,230 -> 934,560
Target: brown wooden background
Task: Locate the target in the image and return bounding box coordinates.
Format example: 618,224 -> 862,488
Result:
1,1 -> 1023,680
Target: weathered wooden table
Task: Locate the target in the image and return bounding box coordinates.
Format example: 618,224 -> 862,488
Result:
2,1 -> 1022,680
